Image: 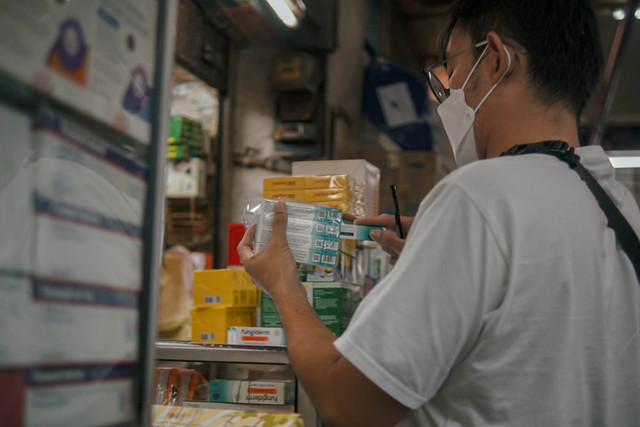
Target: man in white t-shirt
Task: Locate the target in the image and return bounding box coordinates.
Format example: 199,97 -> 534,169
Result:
238,0 -> 640,425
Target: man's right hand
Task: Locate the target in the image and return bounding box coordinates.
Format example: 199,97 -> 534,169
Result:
354,214 -> 414,265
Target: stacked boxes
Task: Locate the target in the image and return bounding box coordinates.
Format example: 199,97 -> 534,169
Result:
260,282 -> 361,337
168,115 -> 205,160
191,269 -> 260,344
291,160 -> 380,218
226,326 -> 286,346
263,174 -> 363,217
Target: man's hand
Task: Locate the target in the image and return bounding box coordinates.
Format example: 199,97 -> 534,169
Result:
355,214 -> 415,265
237,201 -> 305,300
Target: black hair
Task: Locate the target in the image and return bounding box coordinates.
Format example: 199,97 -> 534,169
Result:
440,0 -> 603,117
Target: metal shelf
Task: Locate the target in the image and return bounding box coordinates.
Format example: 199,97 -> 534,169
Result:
155,341 -> 290,364
183,401 -> 296,413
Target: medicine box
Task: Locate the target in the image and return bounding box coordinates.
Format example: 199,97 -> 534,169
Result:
226,326 -> 286,346
259,285 -> 313,328
263,176 -> 306,191
209,379 -> 295,405
303,174 -> 348,189
191,307 -> 256,344
259,283 -> 361,336
312,282 -> 362,336
254,200 -> 342,268
263,174 -> 349,191
303,188 -> 349,202
193,269 -> 260,308
262,190 -> 305,201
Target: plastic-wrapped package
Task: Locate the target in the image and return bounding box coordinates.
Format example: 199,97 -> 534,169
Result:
244,199 -> 343,268
262,174 -> 365,218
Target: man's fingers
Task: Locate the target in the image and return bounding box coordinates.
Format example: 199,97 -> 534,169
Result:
371,230 -> 403,258
237,223 -> 257,264
269,201 -> 289,245
355,214 -> 397,229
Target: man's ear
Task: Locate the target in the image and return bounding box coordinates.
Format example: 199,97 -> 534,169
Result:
485,31 -> 513,84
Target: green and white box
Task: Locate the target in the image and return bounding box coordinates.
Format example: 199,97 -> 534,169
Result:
209,379 -> 295,405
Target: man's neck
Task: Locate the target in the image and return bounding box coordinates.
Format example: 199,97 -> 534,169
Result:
482,102 -> 580,159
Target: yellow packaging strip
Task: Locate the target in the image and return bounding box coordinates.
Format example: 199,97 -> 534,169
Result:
262,190 -> 305,201
302,188 -> 349,202
303,174 -> 348,189
263,176 -> 306,191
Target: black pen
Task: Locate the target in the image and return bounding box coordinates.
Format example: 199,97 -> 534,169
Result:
390,184 -> 404,239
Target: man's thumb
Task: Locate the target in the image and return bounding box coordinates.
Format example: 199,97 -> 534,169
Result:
271,201 -> 288,242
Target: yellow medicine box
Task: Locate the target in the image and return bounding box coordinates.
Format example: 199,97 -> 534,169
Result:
263,176 -> 306,191
262,190 -> 305,201
303,188 -> 349,202
303,174 -> 348,189
193,269 -> 260,308
263,174 -> 349,192
191,307 -> 256,344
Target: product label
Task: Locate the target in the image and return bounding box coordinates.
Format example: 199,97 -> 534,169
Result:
209,379 -> 293,405
255,200 -> 342,268
204,295 -> 222,304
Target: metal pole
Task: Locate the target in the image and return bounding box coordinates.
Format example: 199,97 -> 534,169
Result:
588,0 -> 639,146
140,0 -> 178,425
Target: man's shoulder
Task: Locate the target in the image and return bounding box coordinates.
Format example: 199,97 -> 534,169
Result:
439,156 -> 534,196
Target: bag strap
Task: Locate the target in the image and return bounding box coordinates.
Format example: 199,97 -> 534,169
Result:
501,140 -> 640,281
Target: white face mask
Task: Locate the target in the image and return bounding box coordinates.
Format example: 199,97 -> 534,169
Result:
437,45 -> 512,166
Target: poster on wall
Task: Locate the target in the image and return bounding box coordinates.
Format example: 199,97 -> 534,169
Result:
0,0 -> 158,144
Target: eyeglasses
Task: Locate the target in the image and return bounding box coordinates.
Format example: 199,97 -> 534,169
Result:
423,38 -> 528,104
423,41 -> 488,104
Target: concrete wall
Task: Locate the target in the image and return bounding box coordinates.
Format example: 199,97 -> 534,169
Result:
228,44 -> 288,225
227,0 -> 370,227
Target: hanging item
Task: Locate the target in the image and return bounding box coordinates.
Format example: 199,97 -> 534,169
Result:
362,41 -> 433,151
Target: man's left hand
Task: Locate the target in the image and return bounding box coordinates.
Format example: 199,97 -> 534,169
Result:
237,201 -> 303,299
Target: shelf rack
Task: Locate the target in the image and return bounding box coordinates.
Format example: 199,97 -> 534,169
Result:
154,341 -> 320,426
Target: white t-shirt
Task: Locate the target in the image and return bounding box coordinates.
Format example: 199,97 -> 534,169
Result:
334,146 -> 640,426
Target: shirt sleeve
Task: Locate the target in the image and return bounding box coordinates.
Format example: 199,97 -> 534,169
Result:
334,181 -> 507,409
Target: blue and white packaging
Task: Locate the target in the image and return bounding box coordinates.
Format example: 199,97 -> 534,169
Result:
248,199 -> 342,268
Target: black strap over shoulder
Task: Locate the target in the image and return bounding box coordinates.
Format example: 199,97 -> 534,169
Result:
501,140 -> 640,282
